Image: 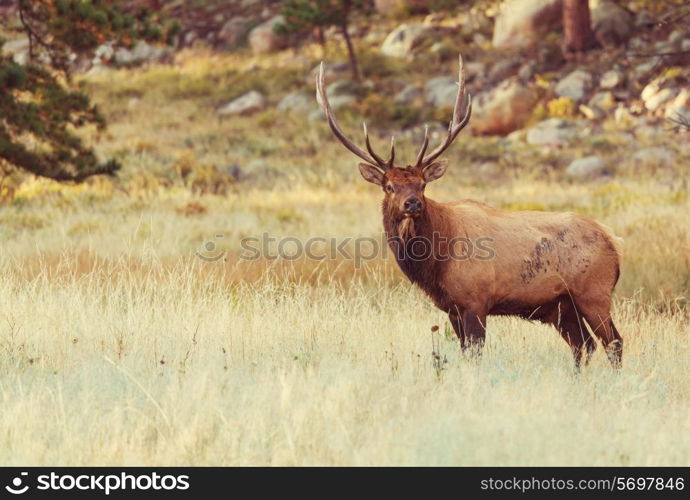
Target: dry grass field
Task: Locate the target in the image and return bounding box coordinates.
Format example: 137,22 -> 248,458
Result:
0,47 -> 689,466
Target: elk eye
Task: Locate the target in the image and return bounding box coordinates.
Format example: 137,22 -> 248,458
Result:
385,184 -> 394,193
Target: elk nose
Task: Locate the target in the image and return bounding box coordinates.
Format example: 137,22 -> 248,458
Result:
404,197 -> 422,213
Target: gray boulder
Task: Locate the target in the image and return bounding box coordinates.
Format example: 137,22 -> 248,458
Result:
4,37 -> 30,65
591,0 -> 634,46
588,91 -> 616,111
395,84 -> 424,105
631,147 -> 675,168
248,15 -> 287,54
488,59 -> 521,80
114,41 -> 170,66
665,89 -> 690,122
642,76 -> 681,112
218,16 -> 257,49
374,0 -> 427,14
380,23 -> 441,57
425,76 -> 458,107
277,92 -> 315,115
565,156 -> 607,180
492,0 -> 562,49
471,80 -> 538,135
526,118 -> 578,147
309,95 -> 355,121
599,69 -> 624,90
555,69 -> 594,102
216,91 -> 266,116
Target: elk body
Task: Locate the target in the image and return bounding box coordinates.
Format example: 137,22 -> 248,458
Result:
316,55 -> 624,368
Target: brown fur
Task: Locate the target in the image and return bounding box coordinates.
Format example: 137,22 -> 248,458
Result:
378,166 -> 623,369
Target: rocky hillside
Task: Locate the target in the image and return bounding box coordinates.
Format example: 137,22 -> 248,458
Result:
3,0 -> 688,155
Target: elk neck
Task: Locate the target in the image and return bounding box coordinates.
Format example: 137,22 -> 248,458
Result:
382,198 -> 458,309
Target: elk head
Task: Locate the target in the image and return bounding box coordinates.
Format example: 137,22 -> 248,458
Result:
316,55 -> 472,227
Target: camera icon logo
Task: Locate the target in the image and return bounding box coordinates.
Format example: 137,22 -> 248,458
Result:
195,234 -> 226,262
5,472 -> 29,495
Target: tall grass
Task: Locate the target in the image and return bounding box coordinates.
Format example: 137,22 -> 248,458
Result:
0,256 -> 687,466
0,46 -> 688,466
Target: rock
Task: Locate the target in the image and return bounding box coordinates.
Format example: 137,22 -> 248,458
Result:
600,69 -> 624,89
488,59 -> 521,80
653,41 -> 675,53
633,59 -> 661,82
309,95 -> 355,121
591,0 -> 634,46
380,23 -> 441,57
665,89 -> 690,122
429,41 -> 453,58
374,0 -> 427,14
3,37 -> 30,65
555,69 -> 593,102
114,41 -> 169,66
492,0 -> 562,49
326,80 -> 361,97
518,61 -> 537,80
565,156 -> 607,180
394,84 -> 423,104
93,42 -> 115,64
216,91 -> 266,116
631,147 -> 675,168
248,15 -> 287,54
614,106 -> 634,127
277,92 -> 315,114
645,88 -> 678,112
642,76 -> 680,112
526,118 -> 577,147
635,10 -> 655,29
588,91 -> 616,111
578,105 -> 602,120
668,29 -> 686,46
506,128 -> 527,143
465,61 -> 487,79
218,16 -> 256,48
424,76 -> 458,107
472,33 -> 488,45
306,62 -> 349,85
471,80 -> 539,135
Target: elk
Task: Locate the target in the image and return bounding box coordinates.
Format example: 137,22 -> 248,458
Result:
316,55 -> 624,369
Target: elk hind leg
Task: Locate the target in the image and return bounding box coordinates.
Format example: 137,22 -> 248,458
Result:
577,296 -> 623,368
552,299 -> 596,370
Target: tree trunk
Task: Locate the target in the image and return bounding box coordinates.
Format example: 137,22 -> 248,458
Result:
562,0 -> 595,54
340,23 -> 361,82
316,26 -> 327,59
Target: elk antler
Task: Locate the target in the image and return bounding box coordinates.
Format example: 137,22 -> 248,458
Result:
414,54 -> 472,170
316,63 -> 394,171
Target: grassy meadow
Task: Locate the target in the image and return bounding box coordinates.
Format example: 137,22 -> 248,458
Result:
0,45 -> 689,465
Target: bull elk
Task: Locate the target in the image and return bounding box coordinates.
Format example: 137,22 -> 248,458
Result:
316,55 -> 624,369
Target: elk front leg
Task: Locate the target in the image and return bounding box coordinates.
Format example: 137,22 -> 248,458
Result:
462,310 -> 486,354
448,309 -> 467,350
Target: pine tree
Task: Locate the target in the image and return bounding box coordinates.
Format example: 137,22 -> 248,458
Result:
0,0 -> 176,182
276,0 -> 371,82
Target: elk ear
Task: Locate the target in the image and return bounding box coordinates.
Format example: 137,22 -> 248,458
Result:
423,160 -> 449,182
358,163 -> 384,186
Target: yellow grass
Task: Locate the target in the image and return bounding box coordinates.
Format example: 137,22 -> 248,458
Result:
1,48 -> 689,466
0,255 -> 688,466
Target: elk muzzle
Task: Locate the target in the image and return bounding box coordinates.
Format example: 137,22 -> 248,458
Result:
403,196 -> 423,217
